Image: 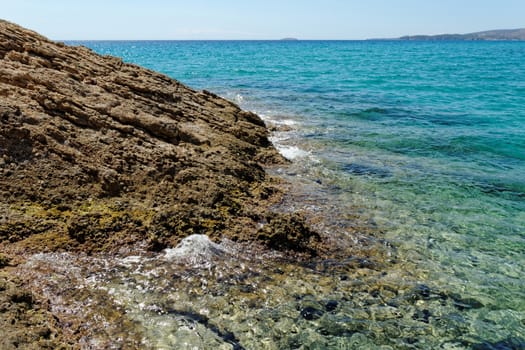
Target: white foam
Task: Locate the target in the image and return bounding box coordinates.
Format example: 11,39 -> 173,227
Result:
267,118 -> 298,126
278,146 -> 310,160
120,255 -> 142,264
235,94 -> 244,103
269,134 -> 291,144
163,234 -> 229,263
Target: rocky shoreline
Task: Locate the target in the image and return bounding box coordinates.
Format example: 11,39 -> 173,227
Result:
0,20 -> 322,348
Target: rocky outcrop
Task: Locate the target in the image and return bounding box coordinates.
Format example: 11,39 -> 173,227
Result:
0,19 -> 318,254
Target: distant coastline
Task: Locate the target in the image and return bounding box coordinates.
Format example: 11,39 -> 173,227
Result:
388,28 -> 525,41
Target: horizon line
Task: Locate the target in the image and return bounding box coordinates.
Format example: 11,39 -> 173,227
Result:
62,38 -> 375,42
60,38 -> 525,42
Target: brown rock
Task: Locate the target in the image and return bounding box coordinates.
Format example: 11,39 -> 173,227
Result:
0,274 -> 72,349
0,19 -> 317,254
257,213 -> 320,254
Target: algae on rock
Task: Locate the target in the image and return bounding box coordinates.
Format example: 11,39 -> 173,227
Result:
0,19 -> 318,254
0,19 -> 324,349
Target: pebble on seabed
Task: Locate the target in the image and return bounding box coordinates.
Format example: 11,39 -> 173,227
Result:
301,306 -> 324,320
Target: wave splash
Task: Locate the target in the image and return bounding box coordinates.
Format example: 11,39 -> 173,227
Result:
163,234 -> 232,265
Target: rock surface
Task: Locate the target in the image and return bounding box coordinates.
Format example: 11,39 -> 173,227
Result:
0,18 -> 324,349
0,19 -> 318,254
0,272 -> 72,349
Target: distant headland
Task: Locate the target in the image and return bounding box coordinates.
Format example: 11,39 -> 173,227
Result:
280,37 -> 299,41
394,28 -> 525,41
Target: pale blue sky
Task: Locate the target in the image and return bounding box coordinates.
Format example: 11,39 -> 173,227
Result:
2,0 -> 524,40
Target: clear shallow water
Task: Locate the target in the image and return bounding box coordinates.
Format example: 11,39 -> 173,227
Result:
57,40 -> 525,348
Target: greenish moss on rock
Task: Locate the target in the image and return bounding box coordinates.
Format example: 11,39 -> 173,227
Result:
257,213 -> 320,254
0,19 -> 317,255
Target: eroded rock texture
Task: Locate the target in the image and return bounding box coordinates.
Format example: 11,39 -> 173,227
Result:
0,19 -> 317,253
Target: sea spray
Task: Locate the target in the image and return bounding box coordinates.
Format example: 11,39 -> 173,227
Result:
163,234 -> 233,266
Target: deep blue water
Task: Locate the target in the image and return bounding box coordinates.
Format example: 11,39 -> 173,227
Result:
73,40 -> 525,347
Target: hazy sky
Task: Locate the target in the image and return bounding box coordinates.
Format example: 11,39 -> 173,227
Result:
2,0 -> 525,40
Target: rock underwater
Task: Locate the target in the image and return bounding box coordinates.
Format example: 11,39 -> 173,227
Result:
0,19 -> 319,254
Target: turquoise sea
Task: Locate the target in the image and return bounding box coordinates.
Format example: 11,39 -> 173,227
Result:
66,40 -> 524,348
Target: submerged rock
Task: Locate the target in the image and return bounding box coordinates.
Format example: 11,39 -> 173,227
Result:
257,213 -> 320,253
300,306 -> 324,320
470,337 -> 525,350
325,300 -> 339,312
